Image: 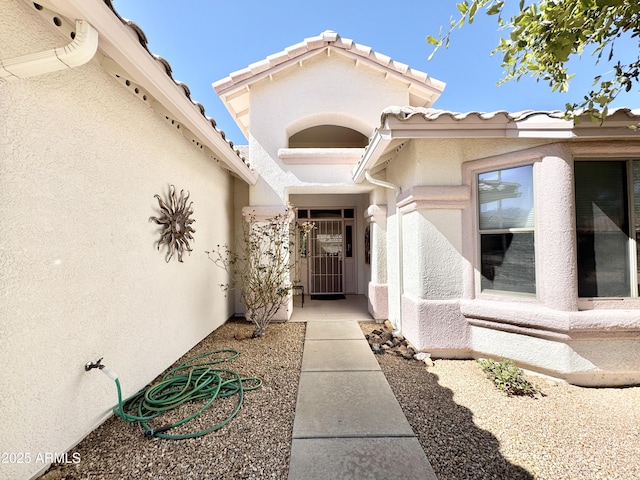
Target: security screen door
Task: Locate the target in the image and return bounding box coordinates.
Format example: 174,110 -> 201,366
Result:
309,219 -> 344,294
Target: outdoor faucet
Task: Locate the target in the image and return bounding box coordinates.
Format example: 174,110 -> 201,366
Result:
84,357 -> 103,371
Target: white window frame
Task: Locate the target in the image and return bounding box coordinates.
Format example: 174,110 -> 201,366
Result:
475,163 -> 537,297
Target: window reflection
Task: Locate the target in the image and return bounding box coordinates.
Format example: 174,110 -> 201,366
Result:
479,165 -> 534,230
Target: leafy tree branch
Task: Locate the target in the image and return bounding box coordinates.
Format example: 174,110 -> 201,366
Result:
428,0 -> 640,120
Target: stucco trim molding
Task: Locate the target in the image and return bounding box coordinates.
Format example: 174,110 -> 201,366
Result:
570,140 -> 640,158
397,185 -> 470,213
278,148 -> 365,165
460,299 -> 640,341
364,204 -> 387,224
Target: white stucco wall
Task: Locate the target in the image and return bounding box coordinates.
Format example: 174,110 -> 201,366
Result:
248,52 -> 410,207
382,132 -> 640,383
1,3 -> 237,478
388,137 -> 553,191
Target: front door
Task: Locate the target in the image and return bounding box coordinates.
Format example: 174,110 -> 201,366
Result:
309,219 -> 343,294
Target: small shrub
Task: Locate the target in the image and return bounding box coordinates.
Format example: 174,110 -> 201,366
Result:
477,358 -> 542,397
207,206 -> 295,338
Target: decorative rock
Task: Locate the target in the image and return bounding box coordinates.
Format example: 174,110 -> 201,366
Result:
413,352 -> 430,361
380,330 -> 393,343
365,322 -> 424,363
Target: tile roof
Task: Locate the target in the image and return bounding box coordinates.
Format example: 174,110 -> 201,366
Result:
213,31 -> 446,137
103,0 -> 249,167
379,105 -> 640,126
353,105 -> 640,183
213,30 -> 445,95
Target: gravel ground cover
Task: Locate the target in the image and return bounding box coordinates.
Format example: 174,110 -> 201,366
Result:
43,319 -> 639,480
360,322 -> 640,480
44,320 -> 305,480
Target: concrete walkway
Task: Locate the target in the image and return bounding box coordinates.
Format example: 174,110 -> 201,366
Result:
288,318 -> 437,479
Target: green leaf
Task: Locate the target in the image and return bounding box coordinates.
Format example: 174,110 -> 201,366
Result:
487,3 -> 502,15
469,1 -> 478,23
426,35 -> 440,45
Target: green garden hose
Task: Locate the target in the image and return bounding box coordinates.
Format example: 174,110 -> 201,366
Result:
101,350 -> 262,439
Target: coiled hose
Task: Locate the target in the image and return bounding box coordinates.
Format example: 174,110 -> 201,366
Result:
108,349 -> 262,439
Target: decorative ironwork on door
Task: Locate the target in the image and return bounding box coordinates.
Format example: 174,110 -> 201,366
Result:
309,219 -> 343,294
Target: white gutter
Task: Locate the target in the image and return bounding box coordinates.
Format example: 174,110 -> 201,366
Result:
365,170 -> 404,336
0,19 -> 98,83
352,130 -> 390,183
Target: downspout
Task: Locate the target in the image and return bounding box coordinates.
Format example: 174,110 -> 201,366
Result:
365,170 -> 404,336
0,19 -> 98,83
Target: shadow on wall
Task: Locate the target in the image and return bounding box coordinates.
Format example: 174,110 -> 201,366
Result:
376,354 -> 533,479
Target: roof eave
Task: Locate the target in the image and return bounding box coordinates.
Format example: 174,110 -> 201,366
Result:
46,0 -> 257,185
352,107 -> 640,183
214,37 -> 447,139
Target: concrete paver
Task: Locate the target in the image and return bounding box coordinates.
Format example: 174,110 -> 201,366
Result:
288,300 -> 435,479
305,320 -> 364,340
292,370 -> 414,438
289,437 -> 437,480
301,339 -> 381,372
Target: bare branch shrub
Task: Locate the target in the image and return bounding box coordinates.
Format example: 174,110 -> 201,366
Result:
207,206 -> 295,337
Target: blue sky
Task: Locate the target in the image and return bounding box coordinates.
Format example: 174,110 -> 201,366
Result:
112,0 -> 637,145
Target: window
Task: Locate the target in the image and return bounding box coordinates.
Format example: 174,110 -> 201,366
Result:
478,165 -> 536,294
575,160 -> 640,297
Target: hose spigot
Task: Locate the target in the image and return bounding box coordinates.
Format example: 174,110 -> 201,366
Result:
85,357 -> 104,371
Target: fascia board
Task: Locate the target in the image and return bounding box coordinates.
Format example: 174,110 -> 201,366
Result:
571,127 -> 640,138
52,0 -> 257,185
384,116 -> 576,139
352,130 -> 392,184
215,48 -> 327,97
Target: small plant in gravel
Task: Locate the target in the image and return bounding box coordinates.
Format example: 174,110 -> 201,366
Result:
477,358 -> 542,397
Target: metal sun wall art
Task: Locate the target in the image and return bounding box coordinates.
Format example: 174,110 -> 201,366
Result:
149,185 -> 195,263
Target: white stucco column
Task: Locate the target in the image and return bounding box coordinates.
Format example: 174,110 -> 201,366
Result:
395,186 -> 471,355
535,145 -> 579,311
365,204 -> 388,320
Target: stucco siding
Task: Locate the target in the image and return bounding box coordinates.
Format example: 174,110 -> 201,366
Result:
1,3 -> 236,478
402,210 -> 463,299
248,52 -> 409,207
